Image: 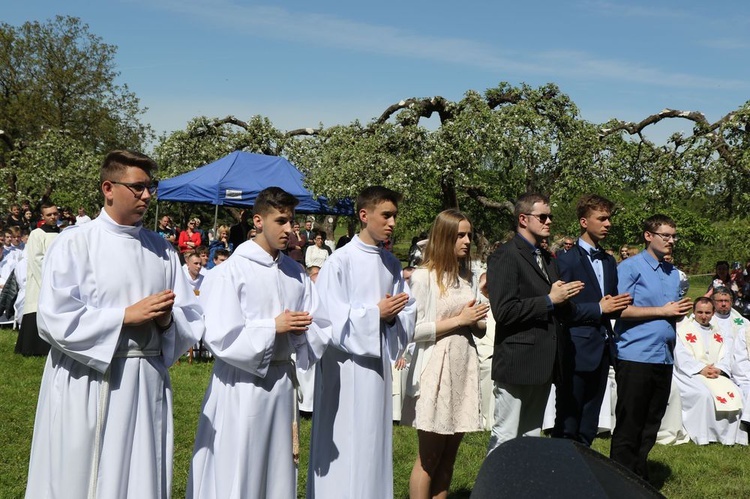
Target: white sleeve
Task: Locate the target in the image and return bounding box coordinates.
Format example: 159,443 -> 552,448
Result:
732,329 -> 750,384
37,234 -> 124,374
200,269 -> 277,377
674,334 -> 707,377
288,273 -> 331,371
159,248 -> 204,366
383,275 -> 416,362
315,257 -> 382,357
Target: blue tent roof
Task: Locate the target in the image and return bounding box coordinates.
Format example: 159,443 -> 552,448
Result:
156,151 -> 352,214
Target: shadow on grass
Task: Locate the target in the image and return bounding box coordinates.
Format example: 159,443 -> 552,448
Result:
448,488 -> 472,498
648,460 -> 672,490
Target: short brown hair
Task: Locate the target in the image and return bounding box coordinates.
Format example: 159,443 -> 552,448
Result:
514,193 -> 549,222
101,150 -> 157,183
576,194 -> 614,220
694,296 -> 714,311
643,214 -> 676,234
253,187 -> 299,216
356,186 -> 402,214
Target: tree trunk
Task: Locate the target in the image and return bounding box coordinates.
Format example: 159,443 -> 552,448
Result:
320,215 -> 337,244
441,175 -> 458,209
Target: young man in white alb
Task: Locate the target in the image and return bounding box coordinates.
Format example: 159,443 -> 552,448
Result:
189,187 -> 329,499
307,186 -> 416,499
25,150 -> 204,498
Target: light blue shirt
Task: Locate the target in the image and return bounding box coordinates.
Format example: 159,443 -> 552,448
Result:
577,238 -> 604,295
614,250 -> 681,364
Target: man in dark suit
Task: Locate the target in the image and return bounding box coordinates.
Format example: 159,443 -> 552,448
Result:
556,236 -> 574,257
228,209 -> 252,251
487,192 -> 584,452
553,194 -> 631,446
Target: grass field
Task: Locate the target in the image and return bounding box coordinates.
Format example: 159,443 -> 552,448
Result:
2,274 -> 749,498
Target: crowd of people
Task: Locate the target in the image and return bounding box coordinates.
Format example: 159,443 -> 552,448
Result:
11,149 -> 750,499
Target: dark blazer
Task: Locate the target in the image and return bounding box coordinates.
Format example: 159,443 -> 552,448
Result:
488,234 -> 568,386
228,221 -> 251,251
556,243 -> 619,372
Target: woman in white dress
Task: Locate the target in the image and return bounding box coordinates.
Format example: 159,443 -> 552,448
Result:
403,209 -> 489,499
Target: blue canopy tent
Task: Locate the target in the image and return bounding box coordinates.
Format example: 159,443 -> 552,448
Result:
155,151 -> 353,229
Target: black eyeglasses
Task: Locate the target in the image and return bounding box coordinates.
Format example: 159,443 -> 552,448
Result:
524,213 -> 553,224
111,181 -> 158,198
649,231 -> 679,242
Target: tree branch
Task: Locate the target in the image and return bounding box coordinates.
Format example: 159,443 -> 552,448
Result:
211,116 -> 250,129
211,116 -> 321,138
374,97 -> 455,125
465,186 -> 514,213
599,108 -> 738,168
0,130 -> 14,150
286,127 -> 322,137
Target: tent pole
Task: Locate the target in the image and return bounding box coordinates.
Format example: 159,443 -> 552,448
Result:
154,203 -> 159,231
213,204 -> 219,234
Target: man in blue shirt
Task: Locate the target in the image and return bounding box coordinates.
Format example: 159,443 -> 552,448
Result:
610,214 -> 692,480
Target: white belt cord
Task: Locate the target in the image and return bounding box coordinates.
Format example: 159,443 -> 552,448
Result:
88,367 -> 111,499
86,348 -> 160,498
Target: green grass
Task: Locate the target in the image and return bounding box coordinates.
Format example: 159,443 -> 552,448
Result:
3,285 -> 750,499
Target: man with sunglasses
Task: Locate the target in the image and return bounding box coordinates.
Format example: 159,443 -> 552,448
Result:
24,150 -> 204,498
556,236 -> 575,257
486,192 -> 584,452
610,214 -> 692,480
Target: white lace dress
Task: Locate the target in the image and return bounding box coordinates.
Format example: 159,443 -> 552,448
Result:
414,276 -> 482,434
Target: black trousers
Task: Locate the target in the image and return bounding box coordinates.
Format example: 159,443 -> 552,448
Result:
553,345 -> 610,446
610,360 -> 672,479
14,312 -> 51,357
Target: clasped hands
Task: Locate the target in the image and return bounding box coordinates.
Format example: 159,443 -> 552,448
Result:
124,290 -> 175,330
700,364 -> 722,379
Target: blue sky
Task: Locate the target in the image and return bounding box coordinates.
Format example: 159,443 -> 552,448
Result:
7,0 -> 750,143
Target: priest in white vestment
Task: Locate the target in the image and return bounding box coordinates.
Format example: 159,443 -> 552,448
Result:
24,151 -> 204,499
674,297 -> 747,445
188,188 -> 330,499
711,286 -> 749,341
307,187 -> 416,499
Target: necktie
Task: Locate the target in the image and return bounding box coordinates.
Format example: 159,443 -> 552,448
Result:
535,249 -> 549,282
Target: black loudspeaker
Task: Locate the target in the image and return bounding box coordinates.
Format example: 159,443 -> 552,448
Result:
471,438 -> 664,499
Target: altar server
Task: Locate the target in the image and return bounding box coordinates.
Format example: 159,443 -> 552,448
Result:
25,150 -> 204,498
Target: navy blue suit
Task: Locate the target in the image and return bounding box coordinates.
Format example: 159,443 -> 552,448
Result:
553,242 -> 619,446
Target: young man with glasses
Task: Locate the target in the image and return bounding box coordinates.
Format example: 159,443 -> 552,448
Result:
24,150 -> 204,498
486,192 -> 584,452
610,214 -> 692,480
